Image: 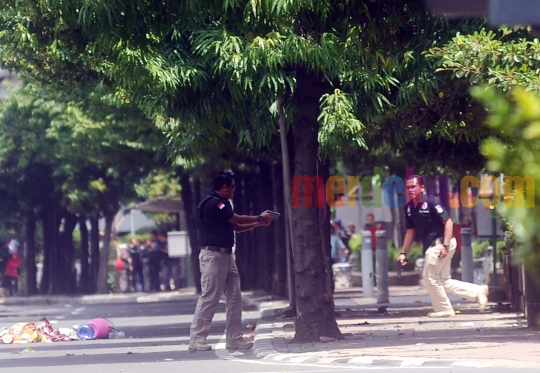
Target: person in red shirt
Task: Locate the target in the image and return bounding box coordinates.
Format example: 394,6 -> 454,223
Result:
2,251 -> 20,296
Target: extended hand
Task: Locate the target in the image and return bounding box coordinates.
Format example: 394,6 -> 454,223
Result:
259,211 -> 276,224
397,253 -> 407,266
439,246 -> 449,259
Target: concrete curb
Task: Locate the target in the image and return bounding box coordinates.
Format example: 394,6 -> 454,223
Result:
256,353 -> 540,369
243,295 -> 289,358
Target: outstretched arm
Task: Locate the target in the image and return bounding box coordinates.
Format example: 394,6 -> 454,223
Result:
231,221 -> 267,233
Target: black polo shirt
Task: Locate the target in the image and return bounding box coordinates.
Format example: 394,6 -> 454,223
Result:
405,195 -> 451,253
198,192 -> 235,249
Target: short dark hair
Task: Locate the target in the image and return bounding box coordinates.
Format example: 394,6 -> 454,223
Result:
150,229 -> 158,236
213,171 -> 234,191
406,174 -> 425,186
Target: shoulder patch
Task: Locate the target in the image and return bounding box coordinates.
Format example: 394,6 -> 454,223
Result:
436,205 -> 444,214
217,202 -> 225,210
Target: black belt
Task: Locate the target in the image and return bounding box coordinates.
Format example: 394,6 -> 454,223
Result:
202,246 -> 232,254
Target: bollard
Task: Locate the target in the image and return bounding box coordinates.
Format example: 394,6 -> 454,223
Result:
376,230 -> 389,303
461,228 -> 474,283
361,230 -> 374,297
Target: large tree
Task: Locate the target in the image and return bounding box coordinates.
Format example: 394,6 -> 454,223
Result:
0,0 -> 482,340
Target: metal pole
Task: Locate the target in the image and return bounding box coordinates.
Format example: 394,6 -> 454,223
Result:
376,230 -> 389,303
361,230 -> 374,297
460,228 -> 474,283
278,94 -> 295,307
491,210 -> 498,286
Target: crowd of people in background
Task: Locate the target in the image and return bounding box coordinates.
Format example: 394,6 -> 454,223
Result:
330,219 -> 360,265
115,230 -> 182,293
331,214 -> 381,267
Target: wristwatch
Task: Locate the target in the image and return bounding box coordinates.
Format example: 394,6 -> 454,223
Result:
257,215 -> 263,222
443,244 -> 449,249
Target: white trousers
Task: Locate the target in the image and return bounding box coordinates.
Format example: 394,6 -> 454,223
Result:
423,238 -> 482,313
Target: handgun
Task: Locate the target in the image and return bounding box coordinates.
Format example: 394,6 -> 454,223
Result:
396,258 -> 407,278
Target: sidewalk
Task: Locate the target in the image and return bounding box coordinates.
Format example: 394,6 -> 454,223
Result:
246,286 -> 540,369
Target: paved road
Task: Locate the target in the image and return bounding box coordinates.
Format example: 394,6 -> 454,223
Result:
0,297 -> 535,373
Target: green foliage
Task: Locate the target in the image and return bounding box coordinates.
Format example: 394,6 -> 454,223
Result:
0,0 -> 486,167
318,89 -> 367,158
0,80 -> 168,227
471,239 -> 506,262
428,27 -> 540,92
472,87 -> 540,272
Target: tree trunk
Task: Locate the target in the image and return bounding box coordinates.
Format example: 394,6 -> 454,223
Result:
40,202 -> 61,294
97,212 -> 114,294
193,178 -> 203,293
79,217 -> 90,293
58,211 -> 78,294
25,213 -> 37,295
90,215 -> 100,293
292,66 -> 342,342
178,170 -> 202,293
525,270 -> 540,330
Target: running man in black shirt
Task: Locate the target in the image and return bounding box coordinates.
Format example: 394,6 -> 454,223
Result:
397,175 -> 489,318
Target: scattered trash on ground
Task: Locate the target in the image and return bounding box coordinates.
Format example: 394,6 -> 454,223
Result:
0,316 -> 125,344
229,350 -> 244,356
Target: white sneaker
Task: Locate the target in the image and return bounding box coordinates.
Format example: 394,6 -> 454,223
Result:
188,341 -> 212,352
427,311 -> 456,318
478,285 -> 489,312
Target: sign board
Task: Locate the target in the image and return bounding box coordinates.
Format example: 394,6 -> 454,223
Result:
168,231 -> 190,257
